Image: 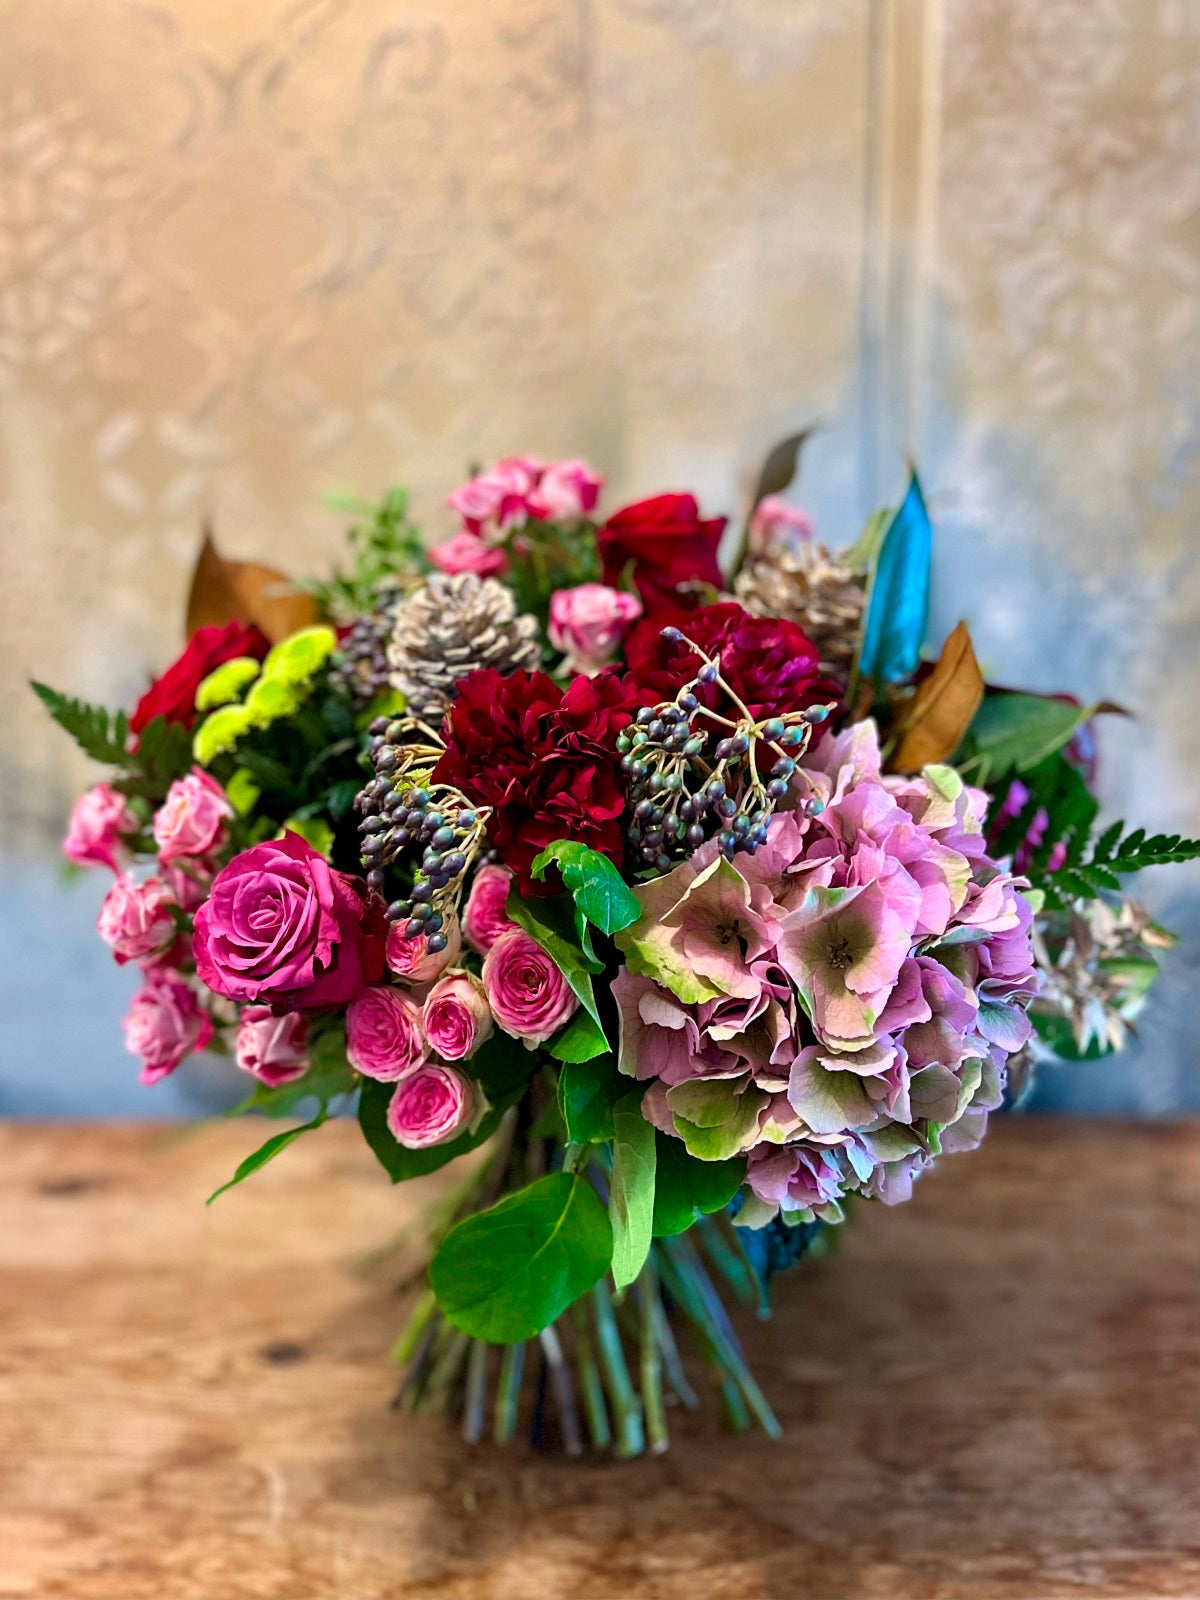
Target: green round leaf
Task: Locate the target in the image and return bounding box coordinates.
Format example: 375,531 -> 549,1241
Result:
652,1133 -> 746,1237
430,1172 -> 613,1343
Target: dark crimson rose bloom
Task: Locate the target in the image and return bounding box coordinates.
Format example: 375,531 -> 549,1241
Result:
193,831 -> 387,1012
624,601 -> 836,720
598,493 -> 725,614
130,620 -> 270,735
433,668 -> 639,894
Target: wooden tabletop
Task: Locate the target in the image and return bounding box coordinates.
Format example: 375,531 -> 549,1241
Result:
0,1117 -> 1195,1600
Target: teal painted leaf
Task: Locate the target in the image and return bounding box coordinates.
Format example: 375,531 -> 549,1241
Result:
609,1091 -> 656,1290
430,1172 -> 613,1343
651,1134 -> 747,1237
206,1108 -> 327,1204
856,471 -> 932,684
557,1055 -> 622,1144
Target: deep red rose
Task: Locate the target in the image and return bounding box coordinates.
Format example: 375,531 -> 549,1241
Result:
624,601 -> 837,721
130,620 -> 270,735
433,668 -> 639,894
598,493 -> 725,614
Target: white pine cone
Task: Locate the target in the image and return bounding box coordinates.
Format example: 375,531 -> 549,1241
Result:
734,539 -> 865,678
386,572 -> 541,720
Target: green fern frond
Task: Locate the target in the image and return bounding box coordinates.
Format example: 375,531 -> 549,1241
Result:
30,681 -> 129,765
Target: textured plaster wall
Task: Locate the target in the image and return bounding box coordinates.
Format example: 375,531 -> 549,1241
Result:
0,0 -> 1196,1114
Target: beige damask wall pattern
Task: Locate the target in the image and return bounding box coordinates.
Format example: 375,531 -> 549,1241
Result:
1,0 -> 1196,1112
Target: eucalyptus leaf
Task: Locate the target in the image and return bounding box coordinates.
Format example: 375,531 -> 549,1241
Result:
430,1172 -> 613,1342
652,1134 -> 746,1237
609,1092 -> 657,1290
557,1055 -> 622,1144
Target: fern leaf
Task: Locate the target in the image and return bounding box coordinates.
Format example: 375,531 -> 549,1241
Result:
31,681 -> 129,765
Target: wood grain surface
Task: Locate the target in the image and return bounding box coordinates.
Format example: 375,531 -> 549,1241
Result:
0,1117 -> 1195,1600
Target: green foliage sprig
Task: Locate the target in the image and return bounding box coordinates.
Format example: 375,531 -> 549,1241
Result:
1045,822 -> 1200,907
31,681 -> 192,801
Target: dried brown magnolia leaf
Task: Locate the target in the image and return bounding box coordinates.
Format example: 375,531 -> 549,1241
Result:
890,620 -> 984,772
186,529 -> 318,644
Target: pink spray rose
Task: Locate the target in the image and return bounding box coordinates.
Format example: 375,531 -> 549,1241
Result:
462,864 -> 516,956
192,831 -> 387,1011
748,494 -> 815,556
428,531 -> 508,578
386,910 -> 462,986
423,972 -> 493,1061
481,927 -> 579,1046
345,985 -> 427,1081
449,457 -> 542,536
63,783 -> 136,871
548,583 -> 643,675
162,858 -> 214,914
527,459 -> 603,522
97,874 -> 177,966
386,1063 -> 476,1150
123,970 -> 213,1085
234,1005 -> 310,1087
152,768 -> 232,863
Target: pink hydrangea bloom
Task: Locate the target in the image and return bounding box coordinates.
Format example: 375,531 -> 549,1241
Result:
123,970 -> 213,1085
64,783 -> 136,871
613,722 -> 1038,1226
97,874 -> 177,966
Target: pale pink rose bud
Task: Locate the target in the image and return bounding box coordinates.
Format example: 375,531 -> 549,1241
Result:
123,970 -> 213,1085
63,782 -> 136,871
422,971 -> 493,1061
97,874 -> 177,966
152,768 -> 233,864
527,458 -> 603,522
548,583 -> 642,675
386,910 -> 462,987
481,927 -> 579,1046
428,531 -> 508,578
345,985 -> 427,1081
162,857 -> 214,914
462,864 -> 515,956
234,1005 -> 310,1086
748,494 -> 814,556
386,1062 -> 476,1149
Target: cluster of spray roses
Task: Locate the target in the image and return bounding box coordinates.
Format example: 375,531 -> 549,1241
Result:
614,721 -> 1039,1225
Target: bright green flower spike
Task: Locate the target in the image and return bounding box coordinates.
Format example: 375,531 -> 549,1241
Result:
194,656 -> 262,712
244,675 -> 304,725
193,704 -> 256,765
261,625 -> 337,686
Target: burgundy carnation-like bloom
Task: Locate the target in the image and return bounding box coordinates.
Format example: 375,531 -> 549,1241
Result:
598,493 -> 725,614
130,620 -> 270,735
433,667 -> 639,894
193,831 -> 387,1011
624,601 -> 836,720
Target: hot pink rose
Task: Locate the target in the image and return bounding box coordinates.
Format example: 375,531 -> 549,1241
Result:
64,783 -> 136,871
345,985 -> 427,1081
748,494 -> 814,556
481,927 -> 579,1046
386,1063 -> 476,1149
462,864 -> 516,956
428,531 -> 508,578
548,582 -> 642,675
423,972 -> 493,1061
97,874 -> 177,966
152,768 -> 232,863
386,910 -> 462,987
192,832 -> 387,1011
527,458 -> 603,522
123,970 -> 213,1085
234,1005 -> 310,1086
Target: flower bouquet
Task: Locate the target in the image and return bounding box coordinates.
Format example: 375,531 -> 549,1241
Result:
36,444 -> 1199,1457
